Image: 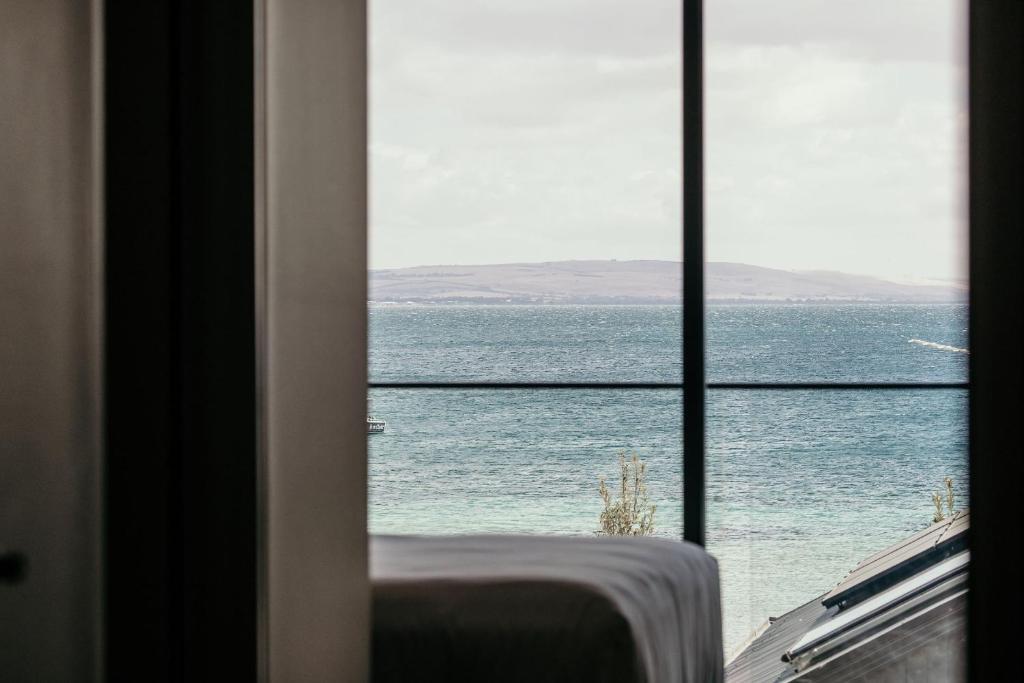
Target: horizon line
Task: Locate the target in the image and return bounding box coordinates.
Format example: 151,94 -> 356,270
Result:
368,258 -> 968,284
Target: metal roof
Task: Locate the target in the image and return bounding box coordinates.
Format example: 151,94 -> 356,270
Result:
788,571 -> 967,680
821,511 -> 968,610
787,552 -> 968,660
726,512 -> 970,682
725,598 -> 832,683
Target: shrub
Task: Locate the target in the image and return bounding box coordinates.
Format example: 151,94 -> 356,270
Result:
931,476 -> 956,524
598,451 -> 656,536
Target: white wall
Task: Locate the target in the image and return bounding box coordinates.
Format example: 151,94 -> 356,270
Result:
260,0 -> 370,679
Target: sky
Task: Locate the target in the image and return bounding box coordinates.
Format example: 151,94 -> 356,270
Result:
369,0 -> 967,281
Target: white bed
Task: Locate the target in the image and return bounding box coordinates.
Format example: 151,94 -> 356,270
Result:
371,534 -> 723,682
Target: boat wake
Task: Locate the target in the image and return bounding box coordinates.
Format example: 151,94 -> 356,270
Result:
908,338 -> 969,354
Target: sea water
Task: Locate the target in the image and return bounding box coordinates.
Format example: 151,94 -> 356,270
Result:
368,304 -> 968,653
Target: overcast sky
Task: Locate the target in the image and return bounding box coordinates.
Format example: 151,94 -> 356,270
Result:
369,0 -> 967,281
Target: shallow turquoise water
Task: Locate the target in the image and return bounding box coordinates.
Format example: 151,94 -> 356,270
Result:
368,304 -> 968,652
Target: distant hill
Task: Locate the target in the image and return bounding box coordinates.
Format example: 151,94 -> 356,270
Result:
369,260 -> 966,304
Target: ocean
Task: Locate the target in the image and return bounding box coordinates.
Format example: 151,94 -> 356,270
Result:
368,304 -> 968,654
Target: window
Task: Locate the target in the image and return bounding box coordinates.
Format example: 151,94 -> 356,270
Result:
705,0 -> 968,656
368,0 -> 968,664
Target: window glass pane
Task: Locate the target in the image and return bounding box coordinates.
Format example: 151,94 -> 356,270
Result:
369,389 -> 682,537
706,0 -> 968,382
370,0 -> 681,382
707,389 -> 968,655
707,1 -> 969,673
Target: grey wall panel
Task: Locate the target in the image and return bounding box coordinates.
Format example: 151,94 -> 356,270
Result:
0,0 -> 103,680
261,0 -> 369,679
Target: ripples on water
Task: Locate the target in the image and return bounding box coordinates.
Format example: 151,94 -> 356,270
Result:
368,304 -> 968,652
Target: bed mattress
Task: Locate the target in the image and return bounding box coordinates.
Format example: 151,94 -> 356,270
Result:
371,534 -> 723,683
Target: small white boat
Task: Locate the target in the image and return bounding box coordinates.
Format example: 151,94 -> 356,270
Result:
367,415 -> 387,434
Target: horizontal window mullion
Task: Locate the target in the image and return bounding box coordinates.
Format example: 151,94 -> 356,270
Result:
368,382 -> 683,389
708,382 -> 968,390
367,382 -> 967,390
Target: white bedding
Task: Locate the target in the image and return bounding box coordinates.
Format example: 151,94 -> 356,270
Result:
371,534 -> 723,682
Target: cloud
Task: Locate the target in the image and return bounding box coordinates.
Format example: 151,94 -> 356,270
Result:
370,0 -> 966,280
707,0 -> 965,64
372,0 -> 680,60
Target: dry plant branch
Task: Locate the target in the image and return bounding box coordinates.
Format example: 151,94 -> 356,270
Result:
598,451 -> 656,536
931,476 -> 958,524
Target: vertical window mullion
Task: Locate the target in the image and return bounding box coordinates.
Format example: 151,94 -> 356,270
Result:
682,0 -> 706,546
